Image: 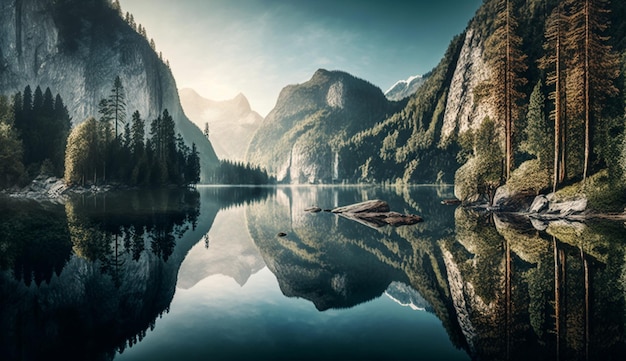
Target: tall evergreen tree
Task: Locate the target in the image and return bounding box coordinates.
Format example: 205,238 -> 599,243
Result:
567,0 -> 620,181
187,143 -> 201,184
98,98 -> 113,182
523,80 -> 552,166
540,0 -> 568,190
485,0 -> 528,180
108,75 -> 127,139
130,110 -> 145,156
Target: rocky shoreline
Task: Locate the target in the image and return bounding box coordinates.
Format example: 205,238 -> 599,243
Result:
1,175 -> 130,203
462,190 -> 626,232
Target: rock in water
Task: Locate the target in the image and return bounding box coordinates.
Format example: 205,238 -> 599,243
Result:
331,200 -> 422,228
331,200 -> 390,214
528,195 -> 549,214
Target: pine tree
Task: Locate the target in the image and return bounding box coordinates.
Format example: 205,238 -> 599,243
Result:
203,122 -> 210,139
50,93 -> 72,176
108,76 -> 127,139
523,80 -> 552,166
98,98 -> 113,182
130,110 -> 145,156
540,0 -> 568,190
567,0 -> 620,182
485,0 -> 528,180
187,143 -> 201,184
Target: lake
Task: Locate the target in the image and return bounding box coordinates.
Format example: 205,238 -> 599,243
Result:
1,185 -> 626,361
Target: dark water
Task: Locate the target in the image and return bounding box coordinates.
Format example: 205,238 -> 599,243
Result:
1,186 -> 626,361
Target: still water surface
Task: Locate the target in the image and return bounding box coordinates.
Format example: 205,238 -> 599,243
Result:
2,186 -> 626,360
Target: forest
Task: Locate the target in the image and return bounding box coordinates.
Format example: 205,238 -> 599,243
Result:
456,0 -> 625,207
0,77 -> 201,189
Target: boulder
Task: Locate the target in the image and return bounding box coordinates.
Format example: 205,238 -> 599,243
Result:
528,195 -> 549,214
547,197 -> 587,216
331,200 -> 422,228
331,200 -> 390,214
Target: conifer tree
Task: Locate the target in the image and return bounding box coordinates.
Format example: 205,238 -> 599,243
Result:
523,80 -> 552,166
485,0 -> 528,180
540,0 -> 567,190
566,0 -> 620,181
108,75 -> 127,139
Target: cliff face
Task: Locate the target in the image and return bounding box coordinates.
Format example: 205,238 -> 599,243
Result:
180,89 -> 262,162
441,28 -> 494,144
0,0 -> 218,181
246,69 -> 401,184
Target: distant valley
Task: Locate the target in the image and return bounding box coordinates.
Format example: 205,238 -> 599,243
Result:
180,89 -> 262,162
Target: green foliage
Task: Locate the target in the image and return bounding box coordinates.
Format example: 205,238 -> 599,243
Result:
210,160 -> 273,185
555,169 -> 626,212
13,85 -> 71,178
341,34 -> 465,184
521,80 -> 552,165
0,121 -> 25,188
65,108 -> 201,187
455,118 -> 504,203
507,159 -> 551,195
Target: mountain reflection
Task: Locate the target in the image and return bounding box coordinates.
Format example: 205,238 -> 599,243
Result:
0,187 -> 271,361
2,186 -> 626,360
245,186 -> 626,360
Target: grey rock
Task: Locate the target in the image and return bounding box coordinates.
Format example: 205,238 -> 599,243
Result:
529,195 -> 549,214
547,197 -> 587,216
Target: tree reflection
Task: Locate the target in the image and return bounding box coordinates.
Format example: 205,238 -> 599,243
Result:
0,188 -> 203,361
245,186 -> 626,360
67,189 -> 200,270
0,199 -> 72,286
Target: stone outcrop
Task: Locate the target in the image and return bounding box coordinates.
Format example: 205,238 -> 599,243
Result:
331,200 -> 423,228
441,28 -> 495,145
529,194 -> 587,216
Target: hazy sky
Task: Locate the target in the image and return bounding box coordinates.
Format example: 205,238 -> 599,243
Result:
121,0 -> 482,116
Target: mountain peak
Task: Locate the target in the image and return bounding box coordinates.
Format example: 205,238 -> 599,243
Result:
385,74 -> 426,101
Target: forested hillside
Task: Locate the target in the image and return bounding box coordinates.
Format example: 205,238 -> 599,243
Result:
0,0 -> 219,183
338,0 -> 626,208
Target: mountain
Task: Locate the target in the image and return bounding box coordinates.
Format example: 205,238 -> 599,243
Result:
179,89 -> 263,162
246,69 -> 404,184
339,0 -> 626,192
384,74 -> 427,101
0,0 -> 218,182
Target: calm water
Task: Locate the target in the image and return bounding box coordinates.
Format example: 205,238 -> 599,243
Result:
2,186 -> 626,361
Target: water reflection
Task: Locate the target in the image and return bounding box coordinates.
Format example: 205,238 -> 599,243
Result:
444,208 -> 626,360
0,188 -> 270,361
2,186 -> 626,361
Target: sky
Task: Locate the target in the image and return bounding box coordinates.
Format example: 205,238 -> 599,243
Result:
120,0 -> 483,116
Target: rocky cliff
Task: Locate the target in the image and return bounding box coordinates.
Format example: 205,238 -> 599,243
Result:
246,69 -> 402,184
180,88 -> 262,162
0,0 -> 218,181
